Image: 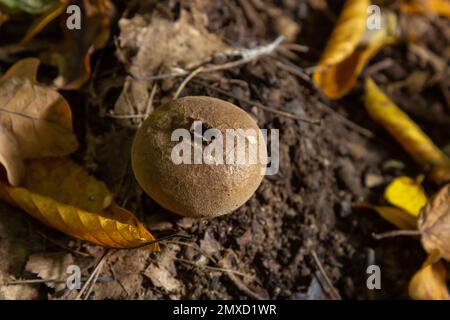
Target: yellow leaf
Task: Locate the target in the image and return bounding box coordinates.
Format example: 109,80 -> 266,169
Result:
316,0 -> 369,67
313,1 -> 396,99
360,204 -> 418,230
364,78 -> 450,184
401,0 -> 450,17
0,158 -> 159,250
384,176 -> 427,217
0,58 -> 78,186
409,252 -> 450,300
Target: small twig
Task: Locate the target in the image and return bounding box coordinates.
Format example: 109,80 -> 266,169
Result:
220,250 -> 266,300
7,278 -> 66,285
363,58 -> 395,77
129,37 -> 284,81
372,230 -> 422,240
105,112 -> 147,119
144,82 -> 159,116
316,100 -> 374,138
174,256 -> 256,280
173,66 -> 205,99
75,249 -> 110,300
35,229 -> 89,257
193,79 -> 322,124
310,250 -> 342,300
130,233 -> 193,250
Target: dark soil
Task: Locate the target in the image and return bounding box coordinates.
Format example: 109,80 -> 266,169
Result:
1,0 -> 449,300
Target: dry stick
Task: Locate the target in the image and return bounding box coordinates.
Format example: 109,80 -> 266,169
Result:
7,278 -> 66,285
363,58 -> 395,77
129,36 -> 284,82
35,229 -> 89,257
131,234 -> 192,250
192,79 -> 321,125
173,66 -> 205,100
270,56 -> 374,138
372,230 -> 422,240
75,249 -> 111,300
310,250 -> 342,300
145,81 -> 159,116
173,256 -> 255,280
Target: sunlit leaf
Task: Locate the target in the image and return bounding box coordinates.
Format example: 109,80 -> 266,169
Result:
409,252 -> 450,300
384,176 -> 427,217
0,58 -> 78,186
364,78 -> 450,185
0,158 -> 159,250
312,0 -> 397,99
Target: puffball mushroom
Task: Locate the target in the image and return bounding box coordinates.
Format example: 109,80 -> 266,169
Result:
131,96 -> 267,218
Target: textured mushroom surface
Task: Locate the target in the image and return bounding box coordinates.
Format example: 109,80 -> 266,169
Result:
132,96 -> 267,218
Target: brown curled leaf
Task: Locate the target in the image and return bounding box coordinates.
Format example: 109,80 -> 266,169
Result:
0,58 -> 78,186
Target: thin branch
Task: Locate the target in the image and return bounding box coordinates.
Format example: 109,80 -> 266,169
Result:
129,36 -> 284,81
173,66 -> 205,99
372,230 -> 422,240
310,250 -> 342,300
75,249 -> 110,300
193,79 -> 322,125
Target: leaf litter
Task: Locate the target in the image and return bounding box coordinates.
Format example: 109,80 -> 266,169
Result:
0,0 -> 449,300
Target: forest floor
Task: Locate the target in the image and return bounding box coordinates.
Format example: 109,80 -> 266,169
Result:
0,0 -> 449,300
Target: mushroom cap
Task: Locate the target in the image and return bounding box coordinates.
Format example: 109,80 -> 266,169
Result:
131,96 -> 267,218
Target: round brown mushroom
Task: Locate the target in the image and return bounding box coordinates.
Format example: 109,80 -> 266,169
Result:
131,96 -> 267,218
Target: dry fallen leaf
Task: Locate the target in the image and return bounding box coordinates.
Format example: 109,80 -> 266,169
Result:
419,184 -> 450,261
144,244 -> 184,297
0,58 -> 78,186
0,158 -> 159,250
40,0 -> 114,89
408,251 -> 450,300
25,252 -> 73,291
364,78 -> 450,184
401,0 -> 450,17
114,9 -> 228,124
384,176 -> 427,217
312,0 -> 396,99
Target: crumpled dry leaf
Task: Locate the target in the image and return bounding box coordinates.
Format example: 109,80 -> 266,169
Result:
25,252 -> 73,291
419,184 -> 450,261
144,244 -> 184,297
40,0 -> 113,89
364,78 -> 450,184
0,0 -> 58,14
114,9 -> 228,124
312,0 -> 397,99
385,176 -> 427,217
401,0 -> 450,17
408,251 -> 450,300
0,58 -> 78,186
0,158 -> 159,250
